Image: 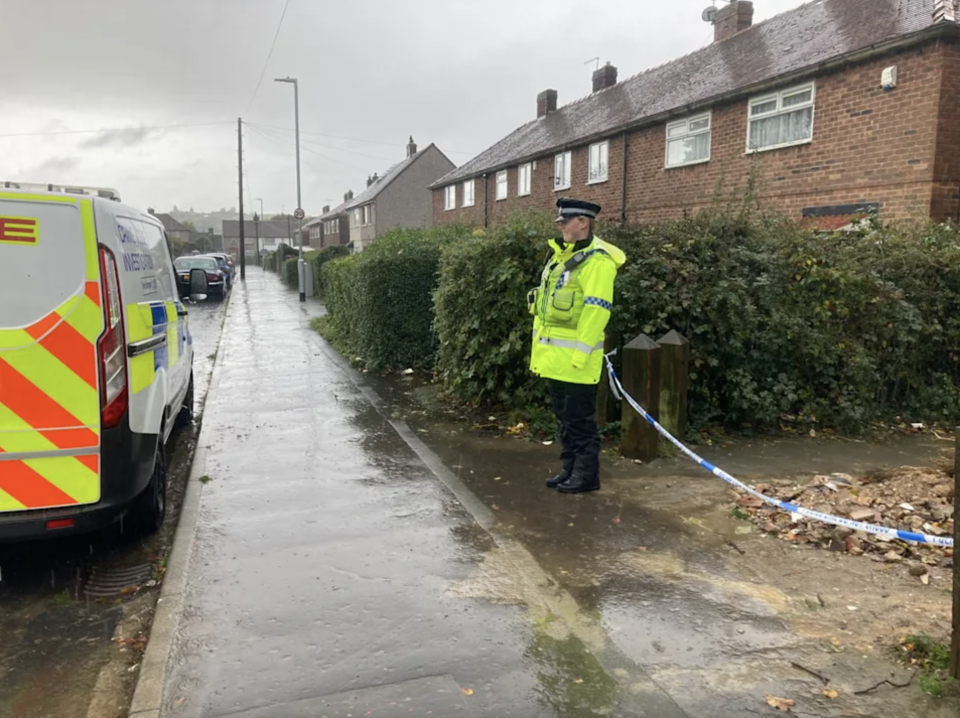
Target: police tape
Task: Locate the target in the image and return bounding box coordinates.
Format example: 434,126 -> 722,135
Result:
604,354 -> 955,549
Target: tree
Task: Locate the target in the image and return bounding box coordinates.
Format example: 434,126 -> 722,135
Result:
182,220 -> 197,232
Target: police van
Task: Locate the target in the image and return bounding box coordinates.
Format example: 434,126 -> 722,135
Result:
0,183 -> 199,541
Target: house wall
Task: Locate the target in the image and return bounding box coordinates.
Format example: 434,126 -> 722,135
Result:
932,36 -> 960,222
378,146 -> 456,233
435,38 -> 948,227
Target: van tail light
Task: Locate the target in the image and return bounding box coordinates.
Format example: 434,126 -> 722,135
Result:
206,272 -> 220,281
98,246 -> 128,429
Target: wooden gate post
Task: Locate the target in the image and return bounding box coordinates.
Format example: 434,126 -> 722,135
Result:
657,330 -> 690,439
951,428 -> 959,679
620,334 -> 660,461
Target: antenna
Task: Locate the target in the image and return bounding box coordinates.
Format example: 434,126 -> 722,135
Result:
702,5 -> 718,22
584,57 -> 600,71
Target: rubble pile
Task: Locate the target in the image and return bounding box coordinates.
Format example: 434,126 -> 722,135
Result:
734,449 -> 955,570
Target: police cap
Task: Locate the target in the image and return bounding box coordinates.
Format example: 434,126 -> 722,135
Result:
555,197 -> 601,222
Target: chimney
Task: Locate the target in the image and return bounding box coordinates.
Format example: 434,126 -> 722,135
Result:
406,136 -> 418,157
537,89 -> 558,118
147,207 -> 155,215
366,175 -> 373,187
322,204 -> 330,214
346,190 -> 354,200
714,0 -> 754,42
592,62 -> 618,92
372,172 -> 379,183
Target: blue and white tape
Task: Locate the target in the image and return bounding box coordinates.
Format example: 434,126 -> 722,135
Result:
604,355 -> 954,549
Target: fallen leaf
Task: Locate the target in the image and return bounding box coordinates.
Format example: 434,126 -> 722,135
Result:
612,517 -> 621,524
492,504 -> 500,511
735,526 -> 752,535
568,523 -> 575,527
766,695 -> 795,712
822,689 -> 839,699
461,688 -> 474,696
493,476 -> 502,481
921,574 -> 930,585
573,678 -> 584,684
542,440 -> 554,446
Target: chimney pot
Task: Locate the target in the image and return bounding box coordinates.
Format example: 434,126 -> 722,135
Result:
714,0 -> 754,43
366,175 -> 373,187
406,136 -> 418,157
323,204 -> 330,214
592,62 -> 618,92
537,89 -> 558,118
147,207 -> 155,214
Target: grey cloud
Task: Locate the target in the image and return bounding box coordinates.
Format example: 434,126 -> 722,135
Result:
34,156 -> 82,174
79,127 -> 154,150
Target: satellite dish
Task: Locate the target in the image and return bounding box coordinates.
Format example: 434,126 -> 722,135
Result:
702,5 -> 718,22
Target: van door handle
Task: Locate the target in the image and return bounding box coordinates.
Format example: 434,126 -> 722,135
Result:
177,309 -> 188,317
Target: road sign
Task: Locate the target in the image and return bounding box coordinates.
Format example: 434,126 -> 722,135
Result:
293,208 -> 305,220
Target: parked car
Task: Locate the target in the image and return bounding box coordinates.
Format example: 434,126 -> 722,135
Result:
0,182 -> 196,541
174,256 -> 226,298
199,254 -> 233,289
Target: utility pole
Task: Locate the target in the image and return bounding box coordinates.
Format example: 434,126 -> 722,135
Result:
238,117 -> 246,281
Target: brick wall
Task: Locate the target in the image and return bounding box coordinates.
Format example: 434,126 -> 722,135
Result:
435,38 -> 949,228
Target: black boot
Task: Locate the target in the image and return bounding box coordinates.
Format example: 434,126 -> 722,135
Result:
546,466 -> 573,489
557,474 -> 600,494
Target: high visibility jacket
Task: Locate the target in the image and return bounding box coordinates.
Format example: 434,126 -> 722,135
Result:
529,235 -> 626,385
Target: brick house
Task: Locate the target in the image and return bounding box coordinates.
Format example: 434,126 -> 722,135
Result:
306,194 -> 352,249
343,137 -> 455,252
431,0 -> 960,229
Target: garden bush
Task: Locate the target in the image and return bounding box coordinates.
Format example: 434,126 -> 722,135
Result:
282,257 -> 298,287
434,207 -> 960,432
318,225 -> 471,371
308,245 -> 350,295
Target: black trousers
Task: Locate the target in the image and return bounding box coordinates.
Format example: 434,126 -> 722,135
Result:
548,380 -> 600,479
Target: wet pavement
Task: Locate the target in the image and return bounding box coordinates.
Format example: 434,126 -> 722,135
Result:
0,296 -> 226,718
162,269 -> 688,718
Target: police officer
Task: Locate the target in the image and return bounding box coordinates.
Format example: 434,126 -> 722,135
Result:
528,197 -> 626,494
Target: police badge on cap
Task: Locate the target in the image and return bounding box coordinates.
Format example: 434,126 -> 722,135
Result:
555,197 -> 601,222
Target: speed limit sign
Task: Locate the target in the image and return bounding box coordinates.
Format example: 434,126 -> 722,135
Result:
293,208 -> 305,220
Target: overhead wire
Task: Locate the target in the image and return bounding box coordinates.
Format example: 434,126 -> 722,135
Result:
249,122 -> 478,158
243,0 -> 292,118
0,121 -> 232,139
245,122 -> 368,175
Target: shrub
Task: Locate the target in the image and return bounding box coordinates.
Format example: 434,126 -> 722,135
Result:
434,214 -> 556,407
318,226 -> 471,371
308,245 -> 350,295
282,257 -> 298,287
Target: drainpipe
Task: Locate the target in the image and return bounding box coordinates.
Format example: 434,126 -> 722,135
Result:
483,173 -> 489,228
620,131 -> 629,223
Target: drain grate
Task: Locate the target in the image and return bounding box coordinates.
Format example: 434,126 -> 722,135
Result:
84,563 -> 153,598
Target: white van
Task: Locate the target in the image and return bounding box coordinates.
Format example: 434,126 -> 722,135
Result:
0,183 -> 196,541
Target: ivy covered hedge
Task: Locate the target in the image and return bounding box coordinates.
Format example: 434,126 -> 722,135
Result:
282,257 -> 299,286
316,207 -> 960,432
317,226 -> 471,371
307,245 -> 350,295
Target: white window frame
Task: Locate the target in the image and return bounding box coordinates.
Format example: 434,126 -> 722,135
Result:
587,141 -> 609,184
554,151 -> 571,191
362,205 -> 370,226
746,82 -> 816,153
444,185 -> 456,210
665,112 -> 712,168
518,163 -> 532,196
354,209 -> 361,227
496,171 -> 507,200
463,179 -> 475,207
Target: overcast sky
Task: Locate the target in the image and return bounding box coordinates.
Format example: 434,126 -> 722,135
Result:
0,0 -> 806,216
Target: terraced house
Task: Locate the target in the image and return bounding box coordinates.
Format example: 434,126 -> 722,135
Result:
432,0 -> 960,229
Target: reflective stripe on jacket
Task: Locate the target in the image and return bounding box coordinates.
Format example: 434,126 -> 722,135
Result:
529,235 -> 626,385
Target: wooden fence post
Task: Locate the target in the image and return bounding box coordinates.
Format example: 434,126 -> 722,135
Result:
951,428 -> 959,679
657,330 -> 690,439
620,334 -> 660,461
597,330 -> 622,425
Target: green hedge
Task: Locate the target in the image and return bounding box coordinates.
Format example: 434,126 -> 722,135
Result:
282,257 -> 298,286
434,208 -> 960,432
308,245 -> 350,295
319,226 -> 471,371
434,214 -> 556,408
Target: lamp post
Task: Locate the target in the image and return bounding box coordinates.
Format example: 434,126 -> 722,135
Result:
274,76 -> 305,302
253,212 -> 261,265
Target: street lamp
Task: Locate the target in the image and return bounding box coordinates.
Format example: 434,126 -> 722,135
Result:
274,76 -> 305,302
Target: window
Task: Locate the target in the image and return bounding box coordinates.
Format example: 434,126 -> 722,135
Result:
363,205 -> 371,226
444,185 -> 456,210
554,152 -> 571,190
354,209 -> 361,227
463,180 -> 475,207
748,83 -> 815,152
666,112 -> 712,168
496,171 -> 507,200
518,163 -> 532,196
588,142 -> 609,183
